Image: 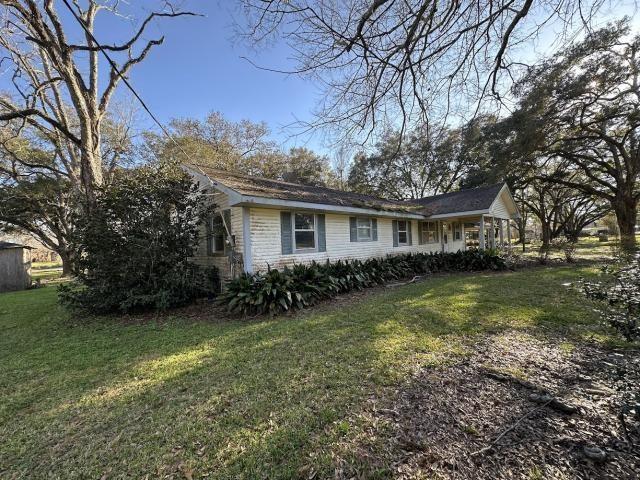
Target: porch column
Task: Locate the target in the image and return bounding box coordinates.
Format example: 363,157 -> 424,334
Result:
461,222 -> 466,251
479,215 -> 485,251
507,220 -> 512,251
489,217 -> 496,250
499,219 -> 504,248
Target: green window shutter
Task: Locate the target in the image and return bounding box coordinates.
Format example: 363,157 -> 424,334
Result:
349,217 -> 357,242
392,220 -> 399,247
223,209 -> 232,255
407,221 -> 413,246
371,218 -> 378,241
317,214 -> 326,252
205,214 -> 213,256
418,221 -> 424,245
280,211 -> 293,255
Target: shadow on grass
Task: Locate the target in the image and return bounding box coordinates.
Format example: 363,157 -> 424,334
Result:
0,266 -> 605,479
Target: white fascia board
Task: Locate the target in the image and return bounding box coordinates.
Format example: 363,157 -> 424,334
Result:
233,195 -> 427,219
182,165 -> 244,204
427,209 -> 491,219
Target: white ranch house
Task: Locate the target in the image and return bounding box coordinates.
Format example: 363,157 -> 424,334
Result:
186,165 -> 520,279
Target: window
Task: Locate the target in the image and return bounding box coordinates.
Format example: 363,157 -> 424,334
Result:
294,212 -> 316,250
421,221 -> 438,244
453,222 -> 462,241
398,220 -> 409,245
209,214 -> 226,255
356,217 -> 372,241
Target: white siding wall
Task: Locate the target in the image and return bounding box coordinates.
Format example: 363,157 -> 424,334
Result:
249,207 -> 459,272
490,191 -> 513,219
192,189 -> 243,279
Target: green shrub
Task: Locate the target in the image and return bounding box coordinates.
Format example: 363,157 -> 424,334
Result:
220,250 -> 506,316
579,254 -> 640,341
58,164 -> 219,314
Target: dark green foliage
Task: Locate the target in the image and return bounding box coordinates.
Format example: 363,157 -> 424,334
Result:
58,164 -> 219,313
580,255 -> 640,341
220,250 -> 507,316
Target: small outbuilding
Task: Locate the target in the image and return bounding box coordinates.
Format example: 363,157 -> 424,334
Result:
0,241 -> 32,292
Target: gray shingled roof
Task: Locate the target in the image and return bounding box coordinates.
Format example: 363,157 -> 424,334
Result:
191,165 -> 427,214
0,241 -> 28,250
190,165 -> 507,217
411,183 -> 505,215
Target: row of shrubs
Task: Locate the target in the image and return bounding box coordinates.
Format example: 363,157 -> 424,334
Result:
219,250 -> 507,316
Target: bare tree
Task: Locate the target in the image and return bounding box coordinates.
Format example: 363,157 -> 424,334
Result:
238,0 -> 614,141
0,0 -> 197,200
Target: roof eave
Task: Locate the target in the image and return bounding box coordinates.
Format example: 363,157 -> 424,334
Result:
235,195 -> 427,219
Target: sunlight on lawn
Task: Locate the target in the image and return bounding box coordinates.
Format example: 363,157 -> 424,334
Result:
0,266 -> 613,479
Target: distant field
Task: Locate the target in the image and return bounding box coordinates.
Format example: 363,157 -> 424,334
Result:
515,234 -> 640,261
30,261 -> 63,282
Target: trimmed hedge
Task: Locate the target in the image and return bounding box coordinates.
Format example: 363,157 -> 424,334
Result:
219,250 -> 507,316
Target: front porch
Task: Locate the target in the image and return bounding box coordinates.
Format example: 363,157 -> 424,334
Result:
437,215 -> 516,252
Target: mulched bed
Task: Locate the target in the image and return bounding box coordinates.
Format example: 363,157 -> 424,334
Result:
336,333 -> 640,479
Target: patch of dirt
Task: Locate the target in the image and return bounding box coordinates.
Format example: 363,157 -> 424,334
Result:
335,333 -> 640,479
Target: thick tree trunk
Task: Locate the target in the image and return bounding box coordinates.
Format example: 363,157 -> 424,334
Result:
565,231 -> 580,243
59,249 -> 75,277
541,221 -> 552,249
613,196 -> 638,252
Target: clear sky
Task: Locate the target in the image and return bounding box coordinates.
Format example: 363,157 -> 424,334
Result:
104,1 -> 324,152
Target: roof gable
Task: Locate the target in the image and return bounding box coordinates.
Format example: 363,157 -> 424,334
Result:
412,184 -> 506,216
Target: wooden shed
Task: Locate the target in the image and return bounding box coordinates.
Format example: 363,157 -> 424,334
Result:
0,242 -> 32,292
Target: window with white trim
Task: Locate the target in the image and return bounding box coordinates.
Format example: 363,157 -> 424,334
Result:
356,217 -> 372,241
398,220 -> 409,245
421,221 -> 438,244
293,212 -> 316,250
453,222 -> 462,241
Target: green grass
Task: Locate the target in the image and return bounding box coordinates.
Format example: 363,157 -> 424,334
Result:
30,261 -> 64,282
518,234 -> 640,261
0,266 -> 616,479
32,261 -> 63,270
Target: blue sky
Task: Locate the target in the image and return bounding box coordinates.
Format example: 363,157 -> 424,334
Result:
102,2 -> 324,151
3,1 -> 639,158
93,0 -> 640,155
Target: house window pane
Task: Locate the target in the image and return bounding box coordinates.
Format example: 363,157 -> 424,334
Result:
356,217 -> 371,240
211,215 -> 225,253
421,221 -> 438,244
295,231 -> 315,249
294,213 -> 316,250
295,213 -> 314,230
398,221 -> 408,244
454,223 -> 462,241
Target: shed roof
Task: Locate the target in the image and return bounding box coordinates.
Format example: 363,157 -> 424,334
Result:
190,165 -> 426,214
411,183 -> 505,215
0,241 -> 30,250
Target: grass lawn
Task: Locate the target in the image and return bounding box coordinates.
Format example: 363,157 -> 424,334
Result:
30,261 -> 64,283
517,233 -> 640,261
0,266 -> 620,479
